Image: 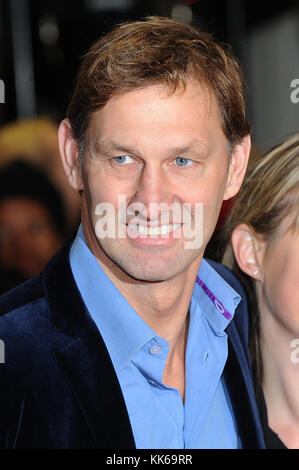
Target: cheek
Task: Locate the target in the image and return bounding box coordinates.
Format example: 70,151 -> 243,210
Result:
278,262 -> 299,315
180,173 -> 227,240
197,183 -> 226,222
185,167 -> 228,206
263,255 -> 299,325
87,178 -> 117,214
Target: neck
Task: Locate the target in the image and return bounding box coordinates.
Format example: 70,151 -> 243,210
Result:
259,305 -> 299,447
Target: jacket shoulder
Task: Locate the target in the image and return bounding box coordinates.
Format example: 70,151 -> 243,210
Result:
0,275 -> 44,317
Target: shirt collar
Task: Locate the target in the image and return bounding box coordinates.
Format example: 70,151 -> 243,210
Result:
192,259 -> 241,336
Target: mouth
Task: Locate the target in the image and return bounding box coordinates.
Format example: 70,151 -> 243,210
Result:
127,223 -> 182,236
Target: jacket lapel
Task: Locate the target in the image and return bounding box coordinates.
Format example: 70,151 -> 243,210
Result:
224,322 -> 265,449
42,239 -> 135,449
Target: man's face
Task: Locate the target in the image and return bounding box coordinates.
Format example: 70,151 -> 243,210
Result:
68,82 -> 248,282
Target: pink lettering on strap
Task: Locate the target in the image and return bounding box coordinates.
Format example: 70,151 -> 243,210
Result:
195,276 -> 232,321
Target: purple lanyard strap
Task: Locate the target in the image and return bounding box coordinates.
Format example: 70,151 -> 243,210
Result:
195,276 -> 232,321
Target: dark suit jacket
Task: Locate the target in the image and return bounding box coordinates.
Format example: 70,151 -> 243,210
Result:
0,239 -> 265,449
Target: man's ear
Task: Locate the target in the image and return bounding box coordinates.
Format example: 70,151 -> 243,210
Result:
223,134 -> 251,201
58,119 -> 84,191
231,223 -> 265,280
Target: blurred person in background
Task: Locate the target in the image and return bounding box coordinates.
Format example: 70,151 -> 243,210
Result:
0,117 -> 80,233
222,134 -> 299,448
0,160 -> 64,293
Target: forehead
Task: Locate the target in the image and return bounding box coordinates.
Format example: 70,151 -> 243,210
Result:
86,81 -> 223,148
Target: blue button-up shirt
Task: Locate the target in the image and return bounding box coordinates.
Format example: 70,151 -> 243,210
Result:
70,226 -> 242,449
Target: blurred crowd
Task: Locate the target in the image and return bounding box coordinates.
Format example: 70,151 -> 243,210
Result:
0,116 -> 80,294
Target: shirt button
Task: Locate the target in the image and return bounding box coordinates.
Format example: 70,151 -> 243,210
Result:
214,299 -> 225,313
149,345 -> 161,355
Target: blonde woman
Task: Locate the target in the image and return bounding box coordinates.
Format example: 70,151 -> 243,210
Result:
222,134 -> 299,448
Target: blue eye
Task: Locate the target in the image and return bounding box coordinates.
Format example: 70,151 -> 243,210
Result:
113,155 -> 134,164
175,157 -> 192,167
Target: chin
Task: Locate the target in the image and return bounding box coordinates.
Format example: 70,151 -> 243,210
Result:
114,250 -> 201,283
98,239 -> 203,283
117,261 -> 179,283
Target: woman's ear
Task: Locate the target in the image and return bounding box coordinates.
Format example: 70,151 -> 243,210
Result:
231,223 -> 265,281
58,119 -> 84,191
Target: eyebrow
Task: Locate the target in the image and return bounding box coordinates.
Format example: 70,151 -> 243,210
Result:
92,138 -> 211,158
93,140 -> 139,156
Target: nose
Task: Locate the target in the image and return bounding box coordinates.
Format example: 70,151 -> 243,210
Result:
131,163 -> 176,221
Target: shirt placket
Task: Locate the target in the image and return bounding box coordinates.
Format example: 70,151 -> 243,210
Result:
132,337 -> 185,448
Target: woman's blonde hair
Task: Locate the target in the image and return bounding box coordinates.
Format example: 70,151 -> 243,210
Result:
222,133 -> 299,383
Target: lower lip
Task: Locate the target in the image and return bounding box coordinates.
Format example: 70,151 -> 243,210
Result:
126,224 -> 183,246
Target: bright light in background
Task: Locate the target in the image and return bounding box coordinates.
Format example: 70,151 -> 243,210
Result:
85,0 -> 136,11
171,3 -> 193,24
39,14 -> 59,46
